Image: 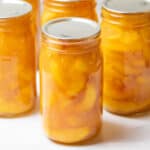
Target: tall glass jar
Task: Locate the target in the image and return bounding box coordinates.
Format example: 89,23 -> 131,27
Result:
0,0 -> 36,117
40,18 -> 102,143
101,0 -> 150,115
25,0 -> 40,67
42,0 -> 98,25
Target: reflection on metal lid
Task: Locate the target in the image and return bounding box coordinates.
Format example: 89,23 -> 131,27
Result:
103,0 -> 150,14
43,17 -> 100,40
0,0 -> 32,19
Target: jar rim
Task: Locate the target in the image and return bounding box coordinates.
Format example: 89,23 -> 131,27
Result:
102,0 -> 150,14
42,34 -> 100,54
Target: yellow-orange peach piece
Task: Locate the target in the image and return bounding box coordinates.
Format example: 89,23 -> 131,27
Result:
45,127 -> 91,144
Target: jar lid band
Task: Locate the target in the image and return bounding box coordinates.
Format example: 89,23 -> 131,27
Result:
103,0 -> 150,14
0,0 -> 32,19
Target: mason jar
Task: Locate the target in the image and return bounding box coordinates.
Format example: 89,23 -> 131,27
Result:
42,0 -> 98,25
101,0 -> 150,115
25,0 -> 40,68
0,0 -> 36,117
40,18 -> 102,143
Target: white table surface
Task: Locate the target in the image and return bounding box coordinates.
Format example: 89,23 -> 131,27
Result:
1,1 -> 150,150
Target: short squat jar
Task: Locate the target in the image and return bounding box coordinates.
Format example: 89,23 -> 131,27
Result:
40,18 -> 103,144
42,0 -> 98,25
0,0 -> 36,117
101,0 -> 150,115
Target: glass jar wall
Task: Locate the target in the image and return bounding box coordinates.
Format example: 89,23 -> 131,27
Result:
40,18 -> 102,143
42,0 -> 98,25
101,0 -> 150,115
25,0 -> 40,67
0,0 -> 36,117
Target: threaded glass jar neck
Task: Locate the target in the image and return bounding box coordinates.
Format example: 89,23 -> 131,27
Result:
42,33 -> 100,54
44,0 -> 96,11
0,13 -> 32,32
102,8 -> 150,28
0,0 -> 32,32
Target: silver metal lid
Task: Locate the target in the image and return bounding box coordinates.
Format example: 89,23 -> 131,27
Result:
0,0 -> 32,19
103,0 -> 150,14
42,17 -> 100,40
48,0 -> 81,2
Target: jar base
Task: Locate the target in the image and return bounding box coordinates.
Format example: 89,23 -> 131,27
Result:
104,105 -> 150,116
46,126 -> 101,145
0,99 -> 36,118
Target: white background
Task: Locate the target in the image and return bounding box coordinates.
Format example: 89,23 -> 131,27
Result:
0,0 -> 150,150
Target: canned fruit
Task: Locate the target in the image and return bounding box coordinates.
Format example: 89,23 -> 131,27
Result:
0,1 -> 36,116
102,9 -> 150,115
0,31 -> 36,115
42,0 -> 98,25
25,0 -> 40,68
40,18 -> 102,143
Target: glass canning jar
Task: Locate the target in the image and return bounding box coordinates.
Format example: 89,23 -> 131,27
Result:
42,0 -> 98,25
40,18 -> 102,144
25,0 -> 41,67
101,0 -> 150,115
0,0 -> 36,117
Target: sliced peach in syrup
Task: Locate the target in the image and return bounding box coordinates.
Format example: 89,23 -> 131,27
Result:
140,27 -> 150,42
77,83 -> 97,112
45,127 -> 90,144
47,56 -> 87,96
101,23 -> 122,40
